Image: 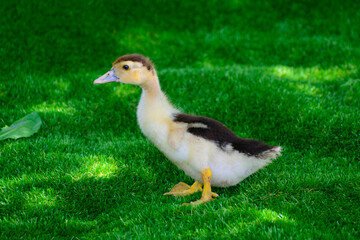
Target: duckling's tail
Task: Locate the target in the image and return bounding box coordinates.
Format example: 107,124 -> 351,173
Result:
260,146 -> 282,160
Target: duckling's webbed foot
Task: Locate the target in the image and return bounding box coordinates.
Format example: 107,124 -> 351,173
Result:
163,181 -> 202,197
164,168 -> 218,205
183,168 -> 218,206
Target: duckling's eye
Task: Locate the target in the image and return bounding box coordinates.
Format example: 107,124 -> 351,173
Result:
122,65 -> 129,70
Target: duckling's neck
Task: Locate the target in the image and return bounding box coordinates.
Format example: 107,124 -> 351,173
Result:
137,76 -> 179,135
140,76 -> 161,99
138,76 -> 177,115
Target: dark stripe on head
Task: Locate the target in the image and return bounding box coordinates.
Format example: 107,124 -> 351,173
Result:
113,54 -> 154,71
173,113 -> 277,157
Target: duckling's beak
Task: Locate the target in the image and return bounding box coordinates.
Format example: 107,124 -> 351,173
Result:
94,69 -> 119,84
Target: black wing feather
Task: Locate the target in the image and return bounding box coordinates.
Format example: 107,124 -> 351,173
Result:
173,113 -> 275,157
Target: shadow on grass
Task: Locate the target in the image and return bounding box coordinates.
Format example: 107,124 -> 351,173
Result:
2,0 -> 359,77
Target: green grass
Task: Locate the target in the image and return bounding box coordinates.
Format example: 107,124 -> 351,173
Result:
1,0 -> 360,239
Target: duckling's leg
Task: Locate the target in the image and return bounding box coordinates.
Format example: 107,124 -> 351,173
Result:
163,181 -> 203,197
184,168 -> 218,206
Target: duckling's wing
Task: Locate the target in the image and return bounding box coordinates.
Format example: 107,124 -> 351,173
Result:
173,113 -> 279,158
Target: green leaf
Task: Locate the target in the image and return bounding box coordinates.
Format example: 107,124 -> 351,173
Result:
0,112 -> 42,141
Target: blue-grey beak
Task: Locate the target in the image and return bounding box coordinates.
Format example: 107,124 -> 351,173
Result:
94,69 -> 119,84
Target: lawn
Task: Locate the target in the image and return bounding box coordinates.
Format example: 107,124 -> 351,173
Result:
1,0 -> 360,239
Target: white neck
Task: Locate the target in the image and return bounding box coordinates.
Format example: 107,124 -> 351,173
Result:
136,77 -> 179,140
139,75 -> 161,98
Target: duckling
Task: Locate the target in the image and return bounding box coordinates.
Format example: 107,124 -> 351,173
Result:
94,54 -> 282,205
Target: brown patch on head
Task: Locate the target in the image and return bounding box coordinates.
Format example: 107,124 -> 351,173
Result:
113,54 -> 154,71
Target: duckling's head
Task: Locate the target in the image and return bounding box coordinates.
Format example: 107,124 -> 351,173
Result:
94,54 -> 156,87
